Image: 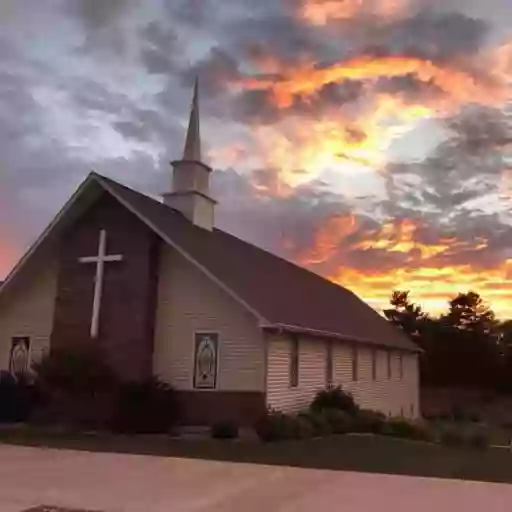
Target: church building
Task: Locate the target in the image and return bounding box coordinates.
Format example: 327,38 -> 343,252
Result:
0,82 -> 420,425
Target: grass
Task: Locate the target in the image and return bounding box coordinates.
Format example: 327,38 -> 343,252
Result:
0,426 -> 512,483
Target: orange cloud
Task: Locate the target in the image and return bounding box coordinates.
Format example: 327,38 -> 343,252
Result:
327,262 -> 512,319
289,215 -> 512,317
240,53 -> 508,110
298,0 -> 409,25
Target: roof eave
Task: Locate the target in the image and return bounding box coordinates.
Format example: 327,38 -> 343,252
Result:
260,322 -> 423,353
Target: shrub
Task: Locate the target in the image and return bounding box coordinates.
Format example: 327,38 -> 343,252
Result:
440,425 -> 465,447
254,409 -> 296,442
451,405 -> 468,423
298,410 -> 332,437
353,409 -> 386,434
310,386 -> 358,414
382,418 -> 432,441
468,412 -> 482,423
211,420 -> 239,440
32,347 -> 118,429
293,415 -> 315,439
112,378 -> 179,434
467,427 -> 490,450
33,347 -> 117,399
322,409 -> 352,434
0,371 -> 41,423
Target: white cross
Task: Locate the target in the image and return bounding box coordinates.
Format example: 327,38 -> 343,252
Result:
78,229 -> 123,339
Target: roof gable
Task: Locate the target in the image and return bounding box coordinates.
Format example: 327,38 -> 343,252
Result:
96,174 -> 419,352
0,172 -> 420,352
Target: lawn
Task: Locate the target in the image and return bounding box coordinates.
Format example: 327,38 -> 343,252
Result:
1,427 -> 511,484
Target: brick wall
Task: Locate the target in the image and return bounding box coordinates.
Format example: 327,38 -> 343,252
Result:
51,192 -> 161,381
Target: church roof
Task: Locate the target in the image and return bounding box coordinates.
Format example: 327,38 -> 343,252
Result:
94,174 -> 419,353
0,171 -> 419,352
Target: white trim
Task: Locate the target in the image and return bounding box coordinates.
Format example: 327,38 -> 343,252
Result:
78,229 -> 124,338
98,177 -> 268,325
262,322 -> 421,353
0,173 -> 268,329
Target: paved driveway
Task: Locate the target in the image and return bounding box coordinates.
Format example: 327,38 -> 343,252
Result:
0,445 -> 511,512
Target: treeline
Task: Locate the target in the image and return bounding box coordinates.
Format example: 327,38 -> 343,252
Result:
384,291 -> 512,392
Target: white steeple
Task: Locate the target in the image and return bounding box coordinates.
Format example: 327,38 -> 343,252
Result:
163,78 -> 217,231
183,77 -> 201,161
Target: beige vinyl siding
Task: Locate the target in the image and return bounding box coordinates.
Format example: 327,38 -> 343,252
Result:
266,334 -> 327,413
153,245 -> 265,391
332,343 -> 419,419
267,335 -> 420,418
0,257 -> 58,370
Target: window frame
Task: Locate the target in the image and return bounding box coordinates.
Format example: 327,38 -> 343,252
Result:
326,339 -> 334,386
351,345 -> 358,381
9,336 -> 31,376
290,335 -> 299,388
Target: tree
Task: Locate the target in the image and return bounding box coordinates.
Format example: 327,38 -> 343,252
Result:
383,290 -> 426,343
497,319 -> 512,392
442,291 -> 498,336
385,289 -> 504,390
438,292 -> 501,389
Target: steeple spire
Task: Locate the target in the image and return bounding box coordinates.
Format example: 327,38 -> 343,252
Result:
163,77 -> 217,231
183,77 -> 201,161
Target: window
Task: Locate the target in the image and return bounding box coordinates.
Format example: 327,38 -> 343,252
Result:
326,340 -> 334,385
351,346 -> 358,381
193,332 -> 218,389
387,351 -> 392,380
290,335 -> 299,387
9,337 -> 31,376
399,353 -> 404,380
372,349 -> 377,380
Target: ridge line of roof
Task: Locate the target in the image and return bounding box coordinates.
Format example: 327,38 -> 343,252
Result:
94,173 -> 270,325
95,173 -> 362,301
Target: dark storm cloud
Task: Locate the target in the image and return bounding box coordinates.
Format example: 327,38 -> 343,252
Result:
230,80 -> 365,125
361,9 -> 489,63
69,0 -> 134,31
386,105 -> 511,213
0,0 -> 510,290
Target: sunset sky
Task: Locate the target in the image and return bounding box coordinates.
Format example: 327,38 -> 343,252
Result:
0,0 -> 511,317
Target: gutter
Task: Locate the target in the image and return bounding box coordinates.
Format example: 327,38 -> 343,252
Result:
260,322 -> 423,354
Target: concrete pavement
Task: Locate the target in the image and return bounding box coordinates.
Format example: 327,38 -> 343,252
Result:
0,445 -> 510,512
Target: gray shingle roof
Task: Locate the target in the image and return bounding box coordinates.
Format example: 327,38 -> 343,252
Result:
96,174 -> 419,353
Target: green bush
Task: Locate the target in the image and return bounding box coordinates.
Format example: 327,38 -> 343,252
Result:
440,425 -> 465,447
467,427 -> 490,450
322,409 -> 352,434
468,412 -> 482,423
0,371 -> 41,423
112,378 -> 179,434
353,409 -> 386,434
293,415 -> 315,439
451,405 -> 468,423
33,347 -> 117,399
310,386 -> 358,414
32,347 -> 118,428
211,420 -> 239,440
382,418 -> 432,441
298,410 -> 332,437
254,409 -> 296,442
